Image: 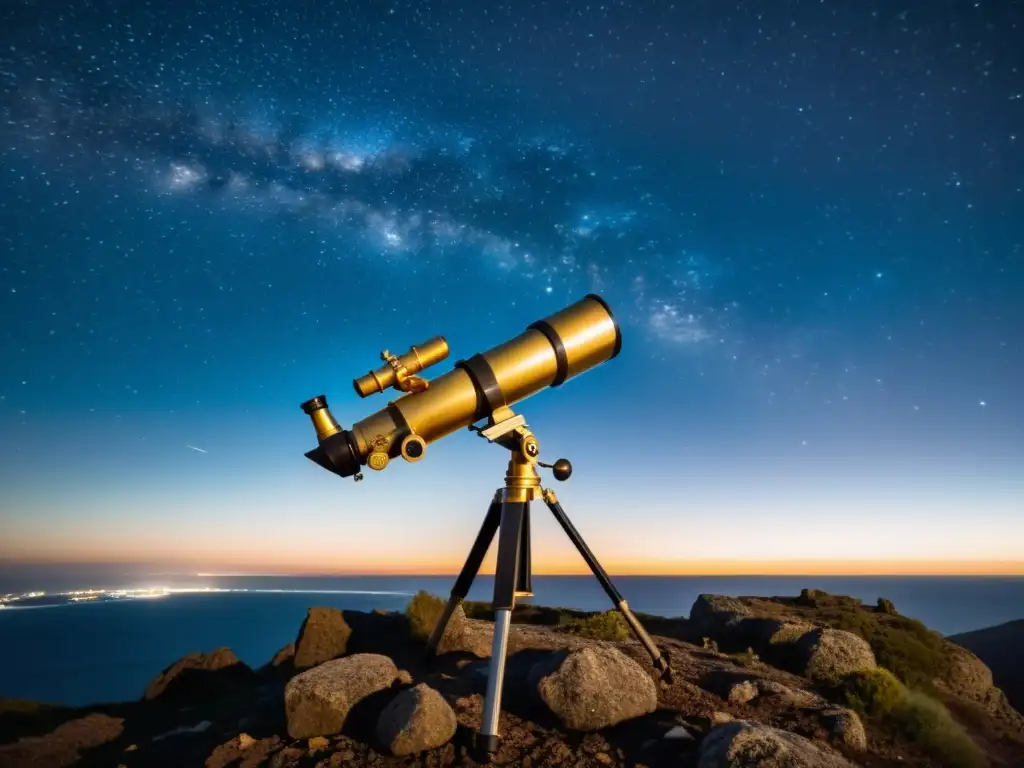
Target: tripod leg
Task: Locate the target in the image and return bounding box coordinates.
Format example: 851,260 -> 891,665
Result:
543,491 -> 673,684
515,503 -> 533,596
425,491 -> 502,657
478,498 -> 527,754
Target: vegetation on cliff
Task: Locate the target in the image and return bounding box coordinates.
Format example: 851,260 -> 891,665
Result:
839,668 -> 984,768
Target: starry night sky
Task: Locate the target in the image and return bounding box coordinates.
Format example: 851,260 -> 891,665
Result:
1,0 -> 1022,576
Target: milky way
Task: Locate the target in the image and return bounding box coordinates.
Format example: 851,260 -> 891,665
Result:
1,37 -> 732,355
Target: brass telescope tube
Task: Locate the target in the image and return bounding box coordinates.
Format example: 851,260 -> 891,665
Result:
303,294 -> 621,478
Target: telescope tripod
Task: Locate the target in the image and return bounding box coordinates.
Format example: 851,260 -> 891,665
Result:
424,408 -> 673,757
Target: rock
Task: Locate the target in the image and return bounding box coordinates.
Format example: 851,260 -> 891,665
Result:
269,746 -> 304,768
727,680 -> 759,704
698,721 -> 858,768
758,620 -> 815,647
307,735 -> 330,755
980,686 -> 1024,731
0,713 -> 124,768
941,642 -> 994,699
795,589 -> 863,611
875,597 -> 898,615
206,735 -> 282,768
711,711 -> 734,725
271,643 -> 295,667
376,682 -> 458,756
284,653 -> 400,739
664,725 -> 695,740
422,602 -> 492,658
531,646 -> 657,731
690,595 -> 753,637
294,607 -> 352,669
950,618 -> 1024,714
795,588 -> 827,607
143,647 -> 252,701
822,708 -> 868,751
755,680 -> 825,709
795,628 -> 876,684
397,669 -> 414,685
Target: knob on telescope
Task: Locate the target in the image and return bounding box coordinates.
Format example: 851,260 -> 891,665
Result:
539,458 -> 572,481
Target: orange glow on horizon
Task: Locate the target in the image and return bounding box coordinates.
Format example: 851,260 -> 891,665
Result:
4,553 -> 1023,577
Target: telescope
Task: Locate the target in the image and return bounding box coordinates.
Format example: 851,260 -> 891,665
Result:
299,294 -> 672,758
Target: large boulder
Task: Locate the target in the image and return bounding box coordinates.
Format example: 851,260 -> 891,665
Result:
376,683 -> 457,756
795,628 -> 876,684
530,646 -> 657,731
294,607 -> 352,669
284,653 -> 400,739
697,721 -> 859,768
690,595 -> 753,639
940,642 -> 994,699
143,647 -> 253,701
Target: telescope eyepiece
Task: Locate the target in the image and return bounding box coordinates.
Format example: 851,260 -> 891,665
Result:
301,395 -> 329,415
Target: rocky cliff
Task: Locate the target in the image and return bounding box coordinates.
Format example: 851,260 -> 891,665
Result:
949,619 -> 1024,716
0,590 -> 1021,768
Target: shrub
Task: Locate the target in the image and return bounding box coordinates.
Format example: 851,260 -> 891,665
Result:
556,610 -> 630,641
891,690 -> 985,768
405,590 -> 445,641
841,669 -> 985,768
841,668 -> 906,717
462,601 -> 589,626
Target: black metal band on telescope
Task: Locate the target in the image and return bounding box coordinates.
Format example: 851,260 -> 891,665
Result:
455,353 -> 507,421
527,320 -> 569,387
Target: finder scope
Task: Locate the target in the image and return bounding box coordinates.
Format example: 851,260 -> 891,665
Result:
300,294 -> 621,480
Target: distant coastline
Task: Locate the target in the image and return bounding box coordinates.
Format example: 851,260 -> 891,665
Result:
2,573 -> 1023,635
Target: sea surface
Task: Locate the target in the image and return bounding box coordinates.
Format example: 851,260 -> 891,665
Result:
1,574 -> 1022,707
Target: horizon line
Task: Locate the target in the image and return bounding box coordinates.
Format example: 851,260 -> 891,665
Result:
4,558 -> 1024,578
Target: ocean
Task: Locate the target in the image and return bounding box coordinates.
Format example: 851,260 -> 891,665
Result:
1,574 -> 1022,708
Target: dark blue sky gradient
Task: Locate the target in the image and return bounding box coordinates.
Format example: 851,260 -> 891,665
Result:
1,0 -> 1021,575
